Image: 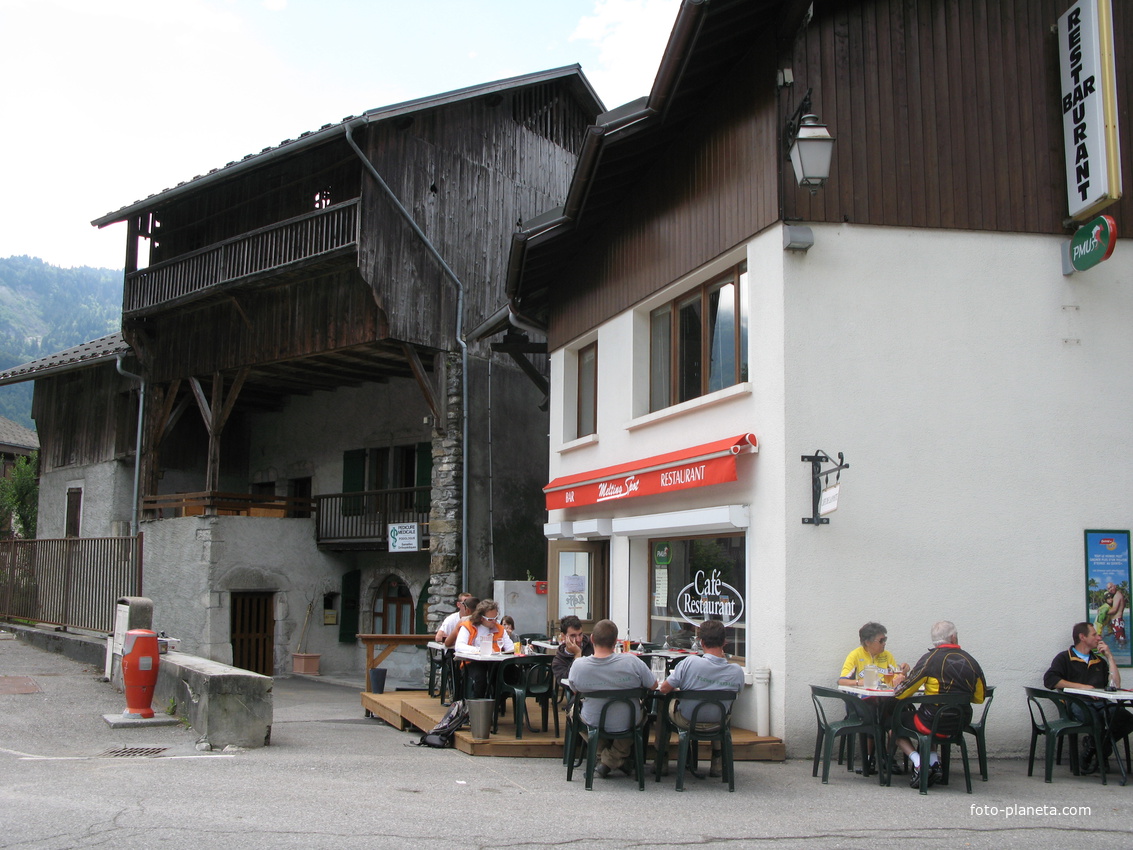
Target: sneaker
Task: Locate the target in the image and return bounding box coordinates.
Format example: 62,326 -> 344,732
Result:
594,764 -> 611,779
888,758 -> 905,776
928,762 -> 942,787
908,765 -> 921,788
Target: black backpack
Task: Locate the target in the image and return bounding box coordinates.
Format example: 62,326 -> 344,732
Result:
417,699 -> 468,748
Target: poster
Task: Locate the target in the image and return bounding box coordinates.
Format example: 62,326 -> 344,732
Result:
1084,530 -> 1131,666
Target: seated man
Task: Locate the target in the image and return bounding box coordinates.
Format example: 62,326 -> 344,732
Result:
1043,621 -> 1133,773
657,618 -> 744,777
568,619 -> 656,778
892,620 -> 986,789
551,615 -> 593,688
435,593 -> 476,646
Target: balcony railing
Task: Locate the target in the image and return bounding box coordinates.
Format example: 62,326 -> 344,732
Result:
142,491 -> 316,519
124,198 -> 360,314
0,536 -> 143,634
316,488 -> 430,546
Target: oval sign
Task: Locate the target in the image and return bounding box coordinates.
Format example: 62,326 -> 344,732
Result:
675,569 -> 745,627
1070,215 -> 1118,272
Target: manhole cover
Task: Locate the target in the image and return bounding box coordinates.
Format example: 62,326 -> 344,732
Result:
0,676 -> 41,694
98,747 -> 169,759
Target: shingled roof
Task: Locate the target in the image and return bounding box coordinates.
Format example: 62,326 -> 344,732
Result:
0,333 -> 130,386
0,416 -> 38,453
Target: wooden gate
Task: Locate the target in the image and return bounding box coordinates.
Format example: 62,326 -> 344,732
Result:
231,591 -> 274,675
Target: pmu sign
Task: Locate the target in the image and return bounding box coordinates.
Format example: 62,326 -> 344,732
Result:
1067,215 -> 1117,273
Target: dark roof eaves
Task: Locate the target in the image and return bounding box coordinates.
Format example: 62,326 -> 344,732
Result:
91,65 -> 602,229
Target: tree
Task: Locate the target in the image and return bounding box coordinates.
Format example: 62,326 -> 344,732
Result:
0,452 -> 38,538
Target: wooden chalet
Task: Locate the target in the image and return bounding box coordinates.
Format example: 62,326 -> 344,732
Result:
3,67 -> 602,678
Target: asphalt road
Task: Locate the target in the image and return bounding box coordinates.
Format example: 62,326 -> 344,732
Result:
3,630 -> 1132,849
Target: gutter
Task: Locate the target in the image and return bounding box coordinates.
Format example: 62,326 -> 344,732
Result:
115,354 -> 146,538
343,120 -> 471,590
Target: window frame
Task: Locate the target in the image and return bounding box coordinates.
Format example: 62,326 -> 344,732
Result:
576,340 -> 598,438
649,262 -> 747,413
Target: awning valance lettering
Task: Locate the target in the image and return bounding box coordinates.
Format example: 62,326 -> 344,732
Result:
544,433 -> 757,510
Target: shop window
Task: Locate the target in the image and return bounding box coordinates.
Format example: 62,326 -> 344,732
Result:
576,341 -> 597,438
372,576 -> 413,635
649,263 -> 748,412
648,535 -> 746,658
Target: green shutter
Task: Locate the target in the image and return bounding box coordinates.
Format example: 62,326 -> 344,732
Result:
339,568 -> 361,643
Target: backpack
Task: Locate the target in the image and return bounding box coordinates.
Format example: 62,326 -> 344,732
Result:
417,699 -> 468,748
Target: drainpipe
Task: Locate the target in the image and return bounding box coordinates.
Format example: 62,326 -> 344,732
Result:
115,354 -> 145,538
343,121 -> 470,589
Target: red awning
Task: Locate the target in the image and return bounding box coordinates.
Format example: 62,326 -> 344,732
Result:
544,433 -> 757,510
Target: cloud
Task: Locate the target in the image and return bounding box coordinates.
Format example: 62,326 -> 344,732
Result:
571,0 -> 679,107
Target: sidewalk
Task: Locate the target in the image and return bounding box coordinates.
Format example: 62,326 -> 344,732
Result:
3,629 -> 1132,849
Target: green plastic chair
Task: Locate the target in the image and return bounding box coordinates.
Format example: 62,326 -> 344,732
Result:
886,692 -> 974,795
564,688 -> 649,790
1024,687 -> 1097,783
963,685 -> 995,780
810,685 -> 883,783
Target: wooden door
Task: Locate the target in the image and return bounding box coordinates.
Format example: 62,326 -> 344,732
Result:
546,540 -> 608,636
231,591 -> 274,675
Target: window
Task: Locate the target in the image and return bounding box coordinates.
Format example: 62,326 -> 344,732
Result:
65,487 -> 82,538
576,341 -> 597,437
372,576 -> 413,635
649,263 -> 748,412
648,535 -> 746,658
342,444 -> 433,516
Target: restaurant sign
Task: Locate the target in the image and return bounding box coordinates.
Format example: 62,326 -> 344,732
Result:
1058,0 -> 1122,221
675,569 -> 745,627
543,433 -> 757,511
1068,215 -> 1118,272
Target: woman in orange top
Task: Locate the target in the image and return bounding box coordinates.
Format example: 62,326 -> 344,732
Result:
454,599 -> 514,698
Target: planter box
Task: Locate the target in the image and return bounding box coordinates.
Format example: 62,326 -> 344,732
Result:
291,653 -> 321,675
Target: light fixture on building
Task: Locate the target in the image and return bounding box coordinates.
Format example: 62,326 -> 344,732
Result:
785,88 -> 835,194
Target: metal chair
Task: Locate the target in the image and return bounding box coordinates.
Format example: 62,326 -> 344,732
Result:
655,689 -> 737,791
564,688 -> 649,790
886,692 -> 974,794
963,685 -> 995,781
809,686 -> 883,784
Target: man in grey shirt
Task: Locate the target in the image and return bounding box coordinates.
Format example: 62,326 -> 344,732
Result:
568,618 -> 656,777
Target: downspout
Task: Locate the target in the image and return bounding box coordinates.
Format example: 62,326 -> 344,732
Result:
115,354 -> 145,538
344,121 -> 471,590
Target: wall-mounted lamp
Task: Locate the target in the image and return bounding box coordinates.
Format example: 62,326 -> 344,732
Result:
783,225 -> 814,252
785,88 -> 835,194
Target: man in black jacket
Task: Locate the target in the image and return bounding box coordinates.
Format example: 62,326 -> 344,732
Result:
1044,622 -> 1133,773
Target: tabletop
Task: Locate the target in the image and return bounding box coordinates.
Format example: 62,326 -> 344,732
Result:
837,683 -> 899,698
454,649 -> 550,663
1063,687 -> 1133,702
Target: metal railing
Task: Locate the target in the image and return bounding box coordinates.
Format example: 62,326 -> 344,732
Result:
0,536 -> 143,634
124,199 -> 360,314
316,487 -> 430,545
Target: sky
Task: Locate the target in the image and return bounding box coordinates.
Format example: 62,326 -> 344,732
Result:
0,0 -> 681,270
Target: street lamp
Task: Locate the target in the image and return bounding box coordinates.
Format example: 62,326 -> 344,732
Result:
785,89 -> 835,194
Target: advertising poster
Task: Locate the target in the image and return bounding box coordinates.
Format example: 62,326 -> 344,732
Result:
1084,530 -> 1131,666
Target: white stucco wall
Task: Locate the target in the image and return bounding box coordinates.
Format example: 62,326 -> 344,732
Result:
546,222 -> 1133,757
37,460 -> 134,538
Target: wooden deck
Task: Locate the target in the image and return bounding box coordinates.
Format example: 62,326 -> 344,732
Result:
362,689 -> 786,760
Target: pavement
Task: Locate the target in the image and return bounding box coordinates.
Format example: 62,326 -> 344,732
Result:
3,628 -> 1133,849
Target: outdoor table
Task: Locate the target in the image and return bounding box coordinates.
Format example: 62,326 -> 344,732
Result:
1063,687 -> 1133,785
531,640 -> 559,654
454,649 -> 548,702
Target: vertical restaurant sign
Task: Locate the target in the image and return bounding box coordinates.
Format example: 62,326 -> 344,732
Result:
1059,0 -> 1122,221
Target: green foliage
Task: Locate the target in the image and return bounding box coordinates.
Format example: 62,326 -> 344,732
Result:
0,256 -> 123,429
0,452 -> 38,538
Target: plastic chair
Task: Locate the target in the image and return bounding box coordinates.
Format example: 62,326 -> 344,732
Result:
564,688 -> 649,790
493,656 -> 558,738
427,645 -> 447,699
517,632 -> 547,642
657,690 -> 737,791
963,685 -> 995,781
886,693 -> 974,794
1060,691 -> 1117,785
810,686 -> 884,783
1025,687 -> 1096,782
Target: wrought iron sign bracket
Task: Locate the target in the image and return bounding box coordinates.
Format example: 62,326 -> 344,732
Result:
801,451 -> 848,526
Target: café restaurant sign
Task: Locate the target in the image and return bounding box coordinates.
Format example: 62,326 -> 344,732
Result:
1058,0 -> 1122,221
676,569 -> 745,628
543,433 -> 758,510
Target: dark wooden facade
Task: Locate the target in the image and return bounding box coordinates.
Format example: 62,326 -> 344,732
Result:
32,367 -> 136,473
540,0 -> 1133,349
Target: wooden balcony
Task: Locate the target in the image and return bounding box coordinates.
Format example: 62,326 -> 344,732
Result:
316,488 -> 430,550
142,491 -> 316,519
124,199 -> 360,316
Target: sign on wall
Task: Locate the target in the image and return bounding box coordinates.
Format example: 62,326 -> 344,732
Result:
388,522 -> 420,552
1084,530 -> 1131,666
1058,0 -> 1122,221
1066,214 -> 1118,273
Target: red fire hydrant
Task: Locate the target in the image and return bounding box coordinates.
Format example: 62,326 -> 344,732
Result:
121,629 -> 159,718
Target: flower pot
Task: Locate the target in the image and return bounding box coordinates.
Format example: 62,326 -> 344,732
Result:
292,652 -> 321,675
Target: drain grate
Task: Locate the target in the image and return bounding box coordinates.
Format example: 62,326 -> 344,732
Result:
99,746 -> 169,759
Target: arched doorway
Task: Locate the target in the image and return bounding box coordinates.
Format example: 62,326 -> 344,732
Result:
371,575 -> 413,634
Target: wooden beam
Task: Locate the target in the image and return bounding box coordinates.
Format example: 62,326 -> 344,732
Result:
401,343 -> 442,426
